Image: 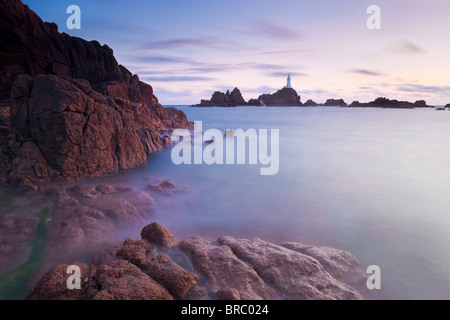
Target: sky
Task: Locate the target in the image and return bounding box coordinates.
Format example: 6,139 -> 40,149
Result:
23,0 -> 450,105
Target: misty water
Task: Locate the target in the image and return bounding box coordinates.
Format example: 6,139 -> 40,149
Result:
1,106 -> 450,299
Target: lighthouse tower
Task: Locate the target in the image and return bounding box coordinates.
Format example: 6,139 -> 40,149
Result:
285,74 -> 292,89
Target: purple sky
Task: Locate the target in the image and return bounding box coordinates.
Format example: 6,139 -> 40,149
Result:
23,0 -> 450,105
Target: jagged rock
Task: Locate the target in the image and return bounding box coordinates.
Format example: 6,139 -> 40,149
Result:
179,237 -> 277,300
116,238 -> 153,268
303,99 -> 320,106
141,222 -> 179,247
193,87 -> 246,107
88,260 -> 173,300
25,262 -> 89,300
258,88 -> 302,106
147,180 -> 177,195
145,254 -> 203,300
324,99 -> 347,107
219,237 -> 362,300
0,0 -> 192,186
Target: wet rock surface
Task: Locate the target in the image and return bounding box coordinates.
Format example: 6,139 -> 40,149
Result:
45,184 -> 155,264
27,222 -> 368,300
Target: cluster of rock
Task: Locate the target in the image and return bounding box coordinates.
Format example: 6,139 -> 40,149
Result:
349,97 -> 433,109
194,88 -> 245,107
194,88 -> 437,109
0,0 -> 192,187
194,87 -> 304,107
26,221 -> 369,300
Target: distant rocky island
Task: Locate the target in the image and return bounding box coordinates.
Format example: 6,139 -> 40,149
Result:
193,87 -> 443,109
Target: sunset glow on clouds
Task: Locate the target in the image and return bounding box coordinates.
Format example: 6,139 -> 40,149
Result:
24,0 -> 450,105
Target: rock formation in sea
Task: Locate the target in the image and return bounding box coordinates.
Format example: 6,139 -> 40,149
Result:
324,99 -> 348,107
255,87 -> 302,107
0,0 -> 192,187
303,99 -> 321,107
26,222 -> 369,300
193,88 -> 246,107
349,97 -> 433,109
444,104 -> 450,108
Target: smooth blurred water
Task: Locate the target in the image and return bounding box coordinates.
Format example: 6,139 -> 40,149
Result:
136,106 -> 450,300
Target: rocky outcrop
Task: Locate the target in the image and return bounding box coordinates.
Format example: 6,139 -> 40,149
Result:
0,0 -> 191,186
147,180 -> 178,195
193,88 -> 246,107
180,237 -> 278,300
444,104 -> 450,108
324,99 -> 347,107
89,260 -> 173,300
258,88 -> 302,106
25,262 -> 90,300
349,97 -> 433,109
218,237 -> 361,300
27,222 -> 368,300
303,99 -> 320,107
0,0 -> 148,104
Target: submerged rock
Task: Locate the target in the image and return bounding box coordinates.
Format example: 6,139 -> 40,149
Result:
0,0 -> 192,187
193,88 -> 246,107
45,184 -> 155,264
147,180 -> 178,195
0,217 -> 37,273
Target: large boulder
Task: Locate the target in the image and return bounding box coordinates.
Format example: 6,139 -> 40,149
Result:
179,237 -> 277,300
145,254 -> 203,300
141,222 -> 179,247
88,260 -> 173,300
219,237 -> 362,300
324,99 -> 347,107
26,262 -> 89,300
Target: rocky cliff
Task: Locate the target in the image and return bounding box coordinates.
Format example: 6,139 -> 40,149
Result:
0,0 -> 191,186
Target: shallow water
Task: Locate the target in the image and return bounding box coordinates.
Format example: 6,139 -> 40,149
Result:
1,106 -> 450,299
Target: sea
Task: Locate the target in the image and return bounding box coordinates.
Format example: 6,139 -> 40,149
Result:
1,105 -> 450,299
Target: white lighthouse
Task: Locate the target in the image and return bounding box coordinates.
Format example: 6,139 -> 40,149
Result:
285,74 -> 292,89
